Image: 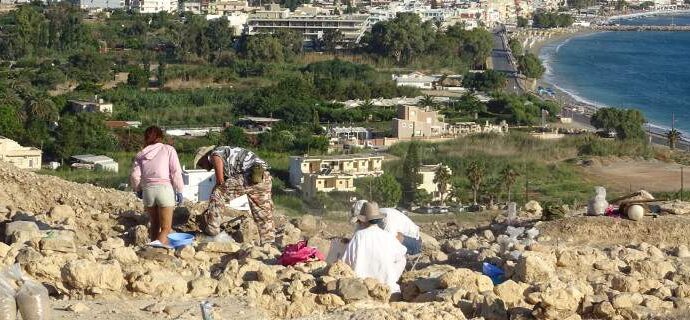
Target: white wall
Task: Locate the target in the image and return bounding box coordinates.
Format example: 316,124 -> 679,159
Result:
182,170 -> 216,202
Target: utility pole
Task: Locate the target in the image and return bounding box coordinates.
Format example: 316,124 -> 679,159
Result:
682,166 -> 684,202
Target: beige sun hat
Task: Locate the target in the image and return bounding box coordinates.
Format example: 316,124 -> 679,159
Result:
356,202 -> 386,223
193,145 -> 216,168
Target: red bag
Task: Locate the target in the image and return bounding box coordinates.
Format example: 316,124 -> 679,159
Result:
278,240 -> 325,266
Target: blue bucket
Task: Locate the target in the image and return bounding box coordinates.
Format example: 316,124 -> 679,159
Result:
168,233 -> 194,248
482,262 -> 505,285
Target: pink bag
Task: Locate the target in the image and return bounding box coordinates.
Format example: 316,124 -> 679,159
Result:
278,240 -> 325,266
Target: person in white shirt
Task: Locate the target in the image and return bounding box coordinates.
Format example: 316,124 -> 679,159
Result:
342,202 -> 408,293
350,200 -> 422,255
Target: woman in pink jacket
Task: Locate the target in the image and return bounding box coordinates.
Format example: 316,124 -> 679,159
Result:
130,126 -> 184,245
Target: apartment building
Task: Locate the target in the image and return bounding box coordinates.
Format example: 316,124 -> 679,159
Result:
418,164 -> 452,202
392,105 -> 448,139
0,137 -> 42,171
247,4 -> 370,44
289,154 -> 384,197
130,0 -> 177,13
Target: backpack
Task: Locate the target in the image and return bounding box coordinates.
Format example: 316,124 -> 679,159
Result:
278,240 -> 325,266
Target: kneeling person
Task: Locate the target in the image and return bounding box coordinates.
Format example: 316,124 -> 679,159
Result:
342,202 -> 407,293
350,200 -> 422,255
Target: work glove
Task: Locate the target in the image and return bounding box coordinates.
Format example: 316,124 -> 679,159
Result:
135,191 -> 143,200
175,192 -> 183,206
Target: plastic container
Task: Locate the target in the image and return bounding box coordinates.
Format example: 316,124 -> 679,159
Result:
167,233 -> 194,248
482,262 -> 505,285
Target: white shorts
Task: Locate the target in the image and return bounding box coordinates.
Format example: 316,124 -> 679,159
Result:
142,184 -> 175,208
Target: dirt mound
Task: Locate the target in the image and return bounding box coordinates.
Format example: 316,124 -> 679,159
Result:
539,215 -> 690,248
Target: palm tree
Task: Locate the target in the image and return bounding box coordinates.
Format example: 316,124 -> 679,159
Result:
358,99 -> 375,109
466,161 -> 485,205
667,129 -> 682,150
433,165 -> 452,205
419,95 -> 437,109
501,165 -> 520,202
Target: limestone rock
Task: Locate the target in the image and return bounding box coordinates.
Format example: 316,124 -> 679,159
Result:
494,280 -> 526,307
316,293 -> 345,310
49,205 -> 75,220
131,225 -> 149,246
188,277 -> 218,297
294,215 -> 319,236
593,301 -> 616,318
61,259 -> 124,291
611,275 -> 640,293
99,237 -> 125,251
439,268 -> 493,293
611,293 -> 643,310
176,245 -> 196,260
109,247 -> 139,265
478,293 -> 508,320
40,230 -> 76,253
441,239 -> 463,253
515,252 -> 556,283
335,278 -> 369,303
630,260 -> 675,280
676,245 -> 690,258
419,232 -> 440,253
5,221 -> 40,244
324,260 -> 355,278
364,277 -> 390,302
130,270 -> 188,297
277,223 -> 302,247
524,200 -> 543,216
197,241 -> 241,253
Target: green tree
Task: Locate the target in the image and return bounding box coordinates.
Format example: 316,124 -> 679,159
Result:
414,189 -> 433,206
591,108 -> 646,140
220,126 -> 249,147
518,52 -> 545,79
0,106 -> 24,140
54,113 -> 117,161
463,70 -> 506,92
244,34 -> 285,62
157,61 -> 167,88
419,95 -> 437,108
517,16 -> 529,28
455,92 -> 486,119
466,161 -> 485,205
401,142 -> 422,206
366,12 -> 434,63
667,129 -> 682,150
433,165 -> 452,205
356,174 -> 403,207
509,38 -> 523,56
501,165 -> 520,202
127,66 -> 150,88
322,29 -> 344,54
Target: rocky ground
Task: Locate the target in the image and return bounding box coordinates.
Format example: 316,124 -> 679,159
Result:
1,160 -> 690,320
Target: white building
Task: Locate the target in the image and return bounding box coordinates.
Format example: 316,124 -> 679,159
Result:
418,164 -> 452,202
181,168 -> 216,202
70,154 -> 119,173
392,72 -> 438,89
130,0 -> 177,13
165,127 -> 223,137
77,0 -> 125,9
0,137 -> 42,171
69,97 -> 113,114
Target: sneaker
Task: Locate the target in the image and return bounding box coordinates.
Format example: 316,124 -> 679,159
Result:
148,240 -> 173,249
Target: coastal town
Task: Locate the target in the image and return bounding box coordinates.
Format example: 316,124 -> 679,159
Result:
2,0 -> 690,319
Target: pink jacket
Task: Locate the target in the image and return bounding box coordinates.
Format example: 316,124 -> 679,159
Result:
130,143 -> 184,193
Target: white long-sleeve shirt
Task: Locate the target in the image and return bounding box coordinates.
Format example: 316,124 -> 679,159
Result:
341,225 -> 407,293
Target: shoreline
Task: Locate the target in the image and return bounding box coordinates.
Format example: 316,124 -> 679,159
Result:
525,27 -> 689,146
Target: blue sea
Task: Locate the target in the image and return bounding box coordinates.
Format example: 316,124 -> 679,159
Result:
539,14 -> 690,133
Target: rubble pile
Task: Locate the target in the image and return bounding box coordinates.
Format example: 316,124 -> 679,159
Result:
2,161 -> 690,319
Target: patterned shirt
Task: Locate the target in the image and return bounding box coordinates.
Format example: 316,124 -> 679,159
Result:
211,146 -> 267,178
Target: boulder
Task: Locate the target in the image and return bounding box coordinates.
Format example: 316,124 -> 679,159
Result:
61,259 -> 124,291
538,285 -> 584,312
419,232 -> 440,253
49,205 -> 75,220
676,245 -> 690,258
514,252 -> 556,284
316,293 -> 345,310
324,260 -> 355,278
335,278 -> 369,303
175,245 -> 196,260
109,247 -> 139,265
524,200 -> 543,216
494,280 -> 526,307
130,270 -> 188,297
99,238 -> 125,251
188,277 -> 218,297
67,302 -> 90,313
364,277 -> 390,302
611,275 -> 640,293
659,200 -> 690,215
40,230 -> 76,253
197,241 -> 241,253
593,301 -> 616,318
5,221 -> 40,244
277,223 -> 302,247
441,239 -> 463,253
478,293 -> 509,320
611,293 -> 643,310
439,268 -> 493,293
630,260 -> 675,280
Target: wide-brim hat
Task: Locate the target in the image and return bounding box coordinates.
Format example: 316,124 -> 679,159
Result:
349,200 -> 368,224
193,145 -> 216,169
356,202 -> 386,223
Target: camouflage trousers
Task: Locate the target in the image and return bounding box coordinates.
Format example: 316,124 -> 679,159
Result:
203,172 -> 275,244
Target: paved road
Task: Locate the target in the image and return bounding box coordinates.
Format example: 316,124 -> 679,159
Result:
490,31 -> 522,94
